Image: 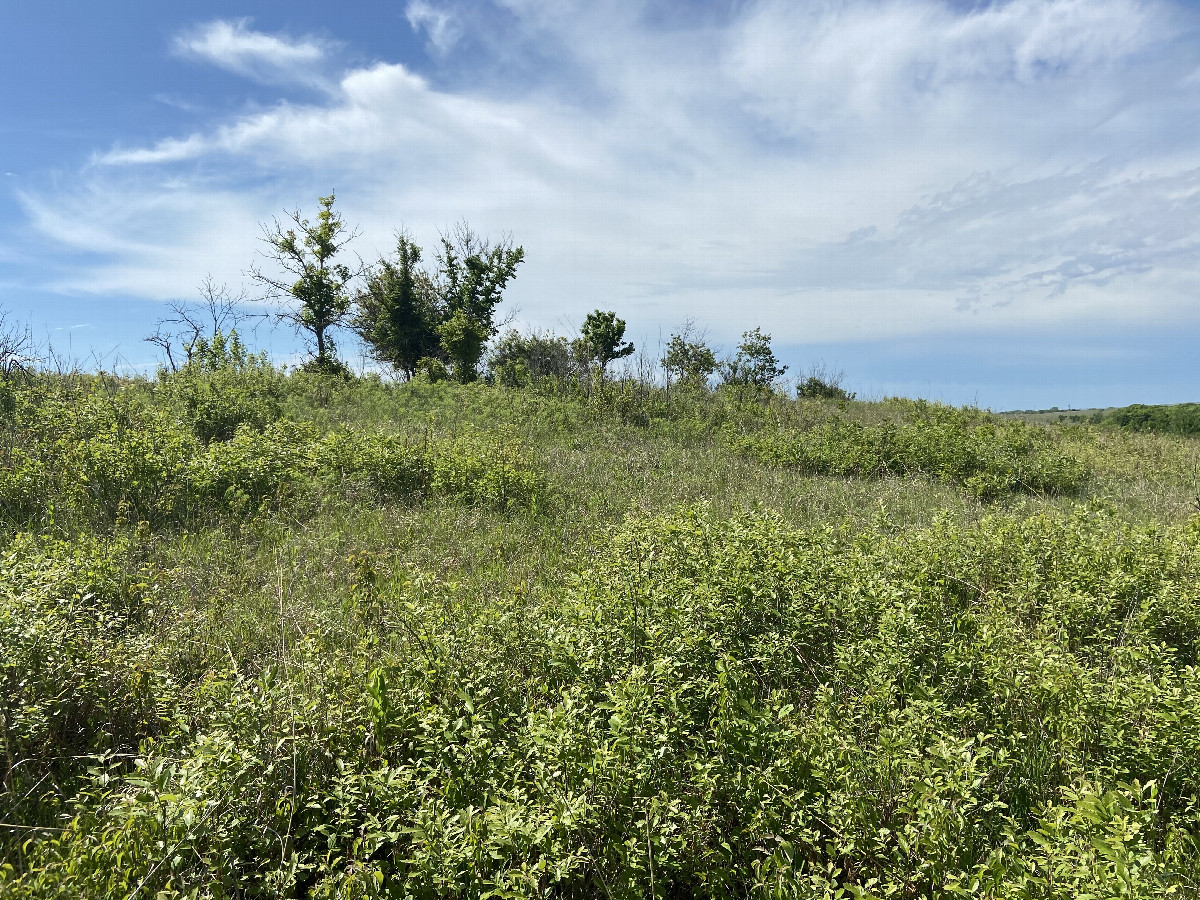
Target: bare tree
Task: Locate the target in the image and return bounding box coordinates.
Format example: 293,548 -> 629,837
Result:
146,275 -> 267,371
0,308 -> 38,381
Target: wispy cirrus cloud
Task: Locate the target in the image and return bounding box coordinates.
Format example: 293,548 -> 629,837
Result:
172,18 -> 336,88
19,0 -> 1200,356
405,1 -> 464,55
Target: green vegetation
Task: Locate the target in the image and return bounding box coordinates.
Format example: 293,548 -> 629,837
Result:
0,377 -> 539,532
354,223 -> 525,383
662,328 -> 718,390
1092,403 -> 1200,436
721,327 -> 789,391
5,211 -> 1200,899
250,194 -> 364,375
729,400 -> 1088,500
575,310 -> 636,379
3,353 -> 1200,897
353,232 -> 440,382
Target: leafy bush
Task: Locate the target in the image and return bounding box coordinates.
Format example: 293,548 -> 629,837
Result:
0,535 -> 176,840
795,374 -> 853,400
10,507 -> 1200,896
155,330 -> 284,443
64,409 -> 201,523
487,329 -> 576,387
720,327 -> 788,391
318,426 -> 543,508
662,330 -> 718,389
0,382 -> 198,527
414,356 -> 450,383
1094,402 -> 1200,436
0,380 -> 543,531
190,419 -> 319,511
729,401 -> 1089,499
0,447 -> 50,526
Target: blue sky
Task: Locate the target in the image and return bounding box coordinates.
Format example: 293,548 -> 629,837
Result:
5,0 -> 1200,408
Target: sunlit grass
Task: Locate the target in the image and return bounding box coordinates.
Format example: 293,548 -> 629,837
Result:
4,370 -> 1200,897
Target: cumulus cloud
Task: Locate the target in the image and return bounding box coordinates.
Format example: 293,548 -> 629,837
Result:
172,19 -> 335,88
21,0 -> 1200,349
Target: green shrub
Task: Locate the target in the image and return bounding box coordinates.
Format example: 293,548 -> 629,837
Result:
63,409 -> 200,523
0,378 -> 544,531
190,419 -> 318,511
1096,402 -> 1200,436
729,402 -> 1089,499
487,329 -> 576,387
0,383 -> 199,527
414,356 -> 450,383
0,447 -> 50,526
11,507 -> 1200,896
0,535 -> 175,845
155,330 -> 284,443
796,375 -> 854,401
317,426 -> 543,508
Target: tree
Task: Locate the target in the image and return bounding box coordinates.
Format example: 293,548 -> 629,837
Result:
353,232 -> 440,380
349,221 -> 524,382
0,307 -> 36,382
146,275 -> 267,373
575,310 -> 635,379
433,224 -> 524,382
436,309 -> 491,383
249,193 -> 363,373
662,321 -> 717,388
796,362 -> 854,400
722,327 -> 787,389
0,308 -> 36,419
487,329 -> 575,386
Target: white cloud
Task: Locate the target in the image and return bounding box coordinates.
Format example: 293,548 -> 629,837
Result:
17,179 -> 274,299
724,0 -> 1169,140
172,19 -> 334,88
20,0 -> 1200,351
405,1 -> 464,54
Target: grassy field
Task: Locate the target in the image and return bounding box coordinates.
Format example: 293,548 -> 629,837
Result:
3,364 -> 1200,898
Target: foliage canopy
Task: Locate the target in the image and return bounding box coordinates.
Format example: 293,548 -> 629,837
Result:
575,309 -> 635,377
354,224 -> 524,383
250,193 -> 362,373
353,232 -> 440,380
722,327 -> 788,389
662,331 -> 718,387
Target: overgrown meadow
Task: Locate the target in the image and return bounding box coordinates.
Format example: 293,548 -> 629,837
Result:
3,350 -> 1200,898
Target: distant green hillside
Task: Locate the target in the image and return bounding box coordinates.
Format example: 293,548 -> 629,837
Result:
1093,402 -> 1200,435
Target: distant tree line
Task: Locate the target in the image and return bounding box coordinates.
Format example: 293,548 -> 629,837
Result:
246,194 -> 523,382
1093,403 -> 1200,435
142,192 -> 853,399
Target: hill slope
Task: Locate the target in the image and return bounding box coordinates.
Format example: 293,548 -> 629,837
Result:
3,370 -> 1200,897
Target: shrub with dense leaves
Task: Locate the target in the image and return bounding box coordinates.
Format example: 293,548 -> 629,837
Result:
0,383 -> 544,530
155,330 -> 284,443
0,534 -> 177,840
728,401 -> 1089,499
1094,402 -> 1200,436
8,507 -> 1200,896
